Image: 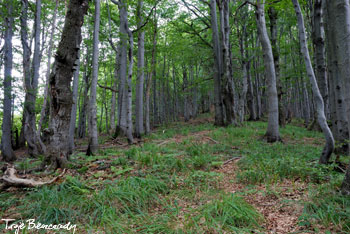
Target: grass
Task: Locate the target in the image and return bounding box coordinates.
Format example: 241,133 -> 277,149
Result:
1,116 -> 349,233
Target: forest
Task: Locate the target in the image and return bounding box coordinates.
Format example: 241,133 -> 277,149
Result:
0,0 -> 350,233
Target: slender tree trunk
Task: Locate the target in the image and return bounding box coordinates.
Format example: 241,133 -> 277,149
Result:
125,17 -> 135,144
292,0 -> 334,164
221,0 -> 236,125
87,0 -> 100,155
1,0 -> 16,162
45,0 -> 88,169
135,0 -> 145,138
68,56 -> 80,155
268,6 -> 285,127
37,0 -> 59,135
145,15 -> 157,135
115,0 -> 128,137
255,0 -> 281,142
312,0 -> 329,119
77,48 -> 90,139
209,0 -> 225,126
23,0 -> 42,156
110,54 -> 118,133
19,0 -> 31,148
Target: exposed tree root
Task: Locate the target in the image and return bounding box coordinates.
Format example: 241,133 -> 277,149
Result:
0,165 -> 66,189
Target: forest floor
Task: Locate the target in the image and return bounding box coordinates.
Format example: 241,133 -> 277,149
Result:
0,114 -> 349,234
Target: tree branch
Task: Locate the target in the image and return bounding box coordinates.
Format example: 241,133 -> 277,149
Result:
98,82 -> 118,92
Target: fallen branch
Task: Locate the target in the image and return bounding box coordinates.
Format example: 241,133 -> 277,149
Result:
205,137 -> 219,144
1,166 -> 66,189
223,157 -> 242,165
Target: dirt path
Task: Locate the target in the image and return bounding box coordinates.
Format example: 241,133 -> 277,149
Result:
216,160 -> 310,234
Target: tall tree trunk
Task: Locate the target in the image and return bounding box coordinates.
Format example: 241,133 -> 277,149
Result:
209,0 -> 225,126
115,0 -> 128,137
77,48 -> 90,139
110,53 -> 119,133
87,0 -> 100,155
135,0 -> 145,138
268,6 -> 285,127
1,0 -> 16,162
37,0 -> 59,136
19,0 -> 31,148
68,56 -> 80,155
220,0 -> 236,125
45,0 -> 88,169
125,14 -> 135,144
255,0 -> 281,142
312,0 -> 329,119
145,15 -> 157,135
23,0 -> 42,156
324,1 -> 349,154
326,0 -> 350,194
292,0 -> 334,164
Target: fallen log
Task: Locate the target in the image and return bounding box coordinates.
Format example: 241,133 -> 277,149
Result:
0,165 -> 66,189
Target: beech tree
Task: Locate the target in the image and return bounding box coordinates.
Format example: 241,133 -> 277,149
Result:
44,0 -> 89,169
87,0 -> 101,155
254,0 -> 281,142
1,0 -> 16,162
292,0 -> 334,164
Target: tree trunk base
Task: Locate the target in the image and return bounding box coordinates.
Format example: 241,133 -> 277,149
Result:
263,133 -> 282,143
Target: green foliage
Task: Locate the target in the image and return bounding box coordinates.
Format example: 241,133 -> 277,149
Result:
300,179 -> 350,233
186,194 -> 263,233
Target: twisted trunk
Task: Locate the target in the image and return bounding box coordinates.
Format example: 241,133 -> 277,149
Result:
45,0 -> 88,169
292,0 -> 334,164
255,0 -> 281,142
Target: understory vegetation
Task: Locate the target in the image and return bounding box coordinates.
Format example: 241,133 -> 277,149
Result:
1,115 -> 349,233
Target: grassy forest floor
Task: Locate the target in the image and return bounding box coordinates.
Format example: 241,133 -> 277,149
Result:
0,114 -> 350,234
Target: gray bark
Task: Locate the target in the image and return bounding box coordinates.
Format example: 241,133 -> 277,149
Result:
87,0 -> 100,155
209,0 -> 225,126
326,0 -> 350,194
255,0 -> 281,142
45,0 -> 88,169
220,0 -> 236,125
1,0 -> 16,162
312,0 -> 329,119
68,56 -> 80,155
324,1 -> 349,154
37,0 -> 59,136
115,0 -> 128,137
145,15 -> 157,135
135,0 -> 145,138
23,0 -> 42,156
268,7 -> 285,127
19,0 -> 31,148
292,0 -> 334,164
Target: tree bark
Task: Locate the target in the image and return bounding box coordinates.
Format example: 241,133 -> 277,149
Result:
68,56 -> 80,155
268,7 -> 285,127
1,0 -> 16,162
135,0 -> 145,138
23,0 -> 42,157
324,1 -> 349,154
209,0 -> 225,126
37,0 -> 59,136
312,0 -> 329,119
292,0 -> 334,164
145,14 -> 157,135
87,0 -> 100,155
255,0 -> 281,142
114,0 -> 128,137
326,0 -> 350,194
45,0 -> 89,169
